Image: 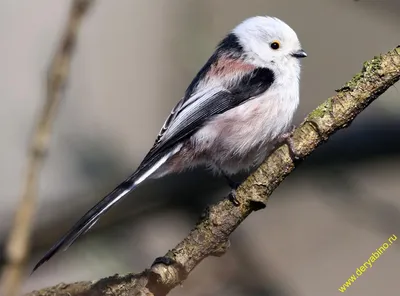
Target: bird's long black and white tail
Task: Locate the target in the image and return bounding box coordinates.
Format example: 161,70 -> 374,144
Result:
32,148 -> 178,273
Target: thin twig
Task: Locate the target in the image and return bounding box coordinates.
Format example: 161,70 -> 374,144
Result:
0,1 -> 94,296
24,46 -> 400,296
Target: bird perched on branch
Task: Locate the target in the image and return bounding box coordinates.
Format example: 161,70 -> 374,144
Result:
33,15 -> 307,272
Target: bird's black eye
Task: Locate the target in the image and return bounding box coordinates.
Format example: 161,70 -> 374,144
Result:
270,41 -> 280,50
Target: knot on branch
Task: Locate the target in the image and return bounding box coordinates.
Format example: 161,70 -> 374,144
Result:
148,257 -> 187,296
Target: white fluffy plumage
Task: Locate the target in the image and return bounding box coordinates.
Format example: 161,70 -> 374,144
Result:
159,16 -> 305,175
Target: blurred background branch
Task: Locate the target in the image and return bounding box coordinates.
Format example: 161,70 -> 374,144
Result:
24,46 -> 400,296
0,1 -> 94,296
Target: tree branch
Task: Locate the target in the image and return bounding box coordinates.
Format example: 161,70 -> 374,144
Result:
25,46 -> 400,296
0,1 -> 94,296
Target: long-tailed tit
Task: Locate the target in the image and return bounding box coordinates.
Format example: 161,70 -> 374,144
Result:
33,16 -> 306,272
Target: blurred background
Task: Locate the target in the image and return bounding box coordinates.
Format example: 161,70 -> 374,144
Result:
1,0 -> 400,295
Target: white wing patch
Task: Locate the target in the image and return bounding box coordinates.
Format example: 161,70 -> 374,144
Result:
134,143 -> 183,185
161,86 -> 224,141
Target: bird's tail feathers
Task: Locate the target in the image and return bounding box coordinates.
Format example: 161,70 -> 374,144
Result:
32,147 -> 180,273
31,181 -> 135,273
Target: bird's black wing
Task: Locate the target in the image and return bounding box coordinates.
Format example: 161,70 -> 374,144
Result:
139,67 -> 275,170
139,32 -> 250,167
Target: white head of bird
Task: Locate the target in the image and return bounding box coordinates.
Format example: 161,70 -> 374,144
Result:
233,16 -> 306,78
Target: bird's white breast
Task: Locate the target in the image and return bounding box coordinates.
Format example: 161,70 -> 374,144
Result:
192,74 -> 299,174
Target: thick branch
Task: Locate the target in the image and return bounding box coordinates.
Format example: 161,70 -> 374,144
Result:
0,2 -> 94,296
25,46 -> 400,296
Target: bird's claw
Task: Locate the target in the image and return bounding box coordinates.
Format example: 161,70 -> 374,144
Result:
286,137 -> 302,161
278,127 -> 302,161
229,189 -> 241,206
221,172 -> 242,206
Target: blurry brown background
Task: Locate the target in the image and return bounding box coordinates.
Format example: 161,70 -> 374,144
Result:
1,0 -> 400,295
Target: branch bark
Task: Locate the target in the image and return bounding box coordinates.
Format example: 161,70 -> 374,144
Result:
0,2 -> 94,296
25,46 -> 400,296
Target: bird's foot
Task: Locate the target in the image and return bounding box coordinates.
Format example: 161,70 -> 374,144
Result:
222,174 -> 242,206
278,126 -> 302,161
278,124 -> 296,143
228,190 -> 241,206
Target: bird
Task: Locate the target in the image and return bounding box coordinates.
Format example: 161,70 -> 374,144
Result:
32,15 -> 307,272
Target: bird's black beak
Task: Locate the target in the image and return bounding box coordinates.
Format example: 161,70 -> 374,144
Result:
291,49 -> 307,58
